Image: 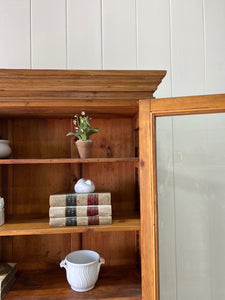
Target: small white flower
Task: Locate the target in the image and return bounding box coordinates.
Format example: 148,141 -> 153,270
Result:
81,111 -> 85,116
81,129 -> 84,132
81,119 -> 84,123
73,120 -> 77,125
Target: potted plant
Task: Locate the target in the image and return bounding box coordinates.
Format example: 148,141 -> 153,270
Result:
66,111 -> 100,158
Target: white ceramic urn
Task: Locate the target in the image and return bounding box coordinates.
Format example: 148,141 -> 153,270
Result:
60,250 -> 105,292
0,140 -> 12,158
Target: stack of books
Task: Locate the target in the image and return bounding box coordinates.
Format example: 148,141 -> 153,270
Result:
0,263 -> 16,299
49,193 -> 112,227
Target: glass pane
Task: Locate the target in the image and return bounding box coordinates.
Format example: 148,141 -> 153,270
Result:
156,113 -> 225,300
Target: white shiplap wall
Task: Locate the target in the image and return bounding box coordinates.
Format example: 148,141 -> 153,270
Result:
0,1 -> 225,299
0,0 -> 224,97
0,0 -> 30,68
31,0 -> 67,69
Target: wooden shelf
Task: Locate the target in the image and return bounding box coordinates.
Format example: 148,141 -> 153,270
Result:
0,217 -> 140,236
4,265 -> 141,300
0,157 -> 139,165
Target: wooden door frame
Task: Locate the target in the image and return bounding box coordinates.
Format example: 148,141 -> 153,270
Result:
139,93 -> 225,300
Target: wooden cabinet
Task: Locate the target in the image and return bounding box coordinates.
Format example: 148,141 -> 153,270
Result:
0,69 -> 166,300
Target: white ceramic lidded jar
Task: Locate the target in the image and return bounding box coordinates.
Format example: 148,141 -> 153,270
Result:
0,140 -> 12,158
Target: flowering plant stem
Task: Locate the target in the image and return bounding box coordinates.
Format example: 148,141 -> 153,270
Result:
66,111 -> 100,141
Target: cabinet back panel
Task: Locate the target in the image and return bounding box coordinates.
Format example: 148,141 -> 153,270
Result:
4,162 -> 138,218
11,119 -> 75,159
90,118 -> 135,158
1,115 -> 139,269
1,234 -> 80,271
82,162 -> 137,217
5,164 -> 76,218
82,231 -> 139,266
6,117 -> 135,159
1,232 -> 139,269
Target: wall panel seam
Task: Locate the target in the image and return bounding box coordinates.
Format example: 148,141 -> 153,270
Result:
65,0 -> 68,69
202,0 -> 207,94
169,0 -> 174,97
135,0 -> 138,70
30,0 -> 32,69
171,117 -> 178,300
100,0 -> 104,69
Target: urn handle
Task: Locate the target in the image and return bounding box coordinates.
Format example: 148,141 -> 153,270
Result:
60,259 -> 68,270
97,257 -> 105,274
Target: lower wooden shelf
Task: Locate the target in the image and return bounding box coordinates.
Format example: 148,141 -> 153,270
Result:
0,217 -> 140,236
4,265 -> 141,300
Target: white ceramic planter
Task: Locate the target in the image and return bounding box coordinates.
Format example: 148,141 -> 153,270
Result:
60,250 -> 105,292
0,140 -> 12,158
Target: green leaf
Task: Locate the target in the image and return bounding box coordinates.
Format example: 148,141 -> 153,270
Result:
66,132 -> 76,136
88,128 -> 100,136
80,134 -> 87,141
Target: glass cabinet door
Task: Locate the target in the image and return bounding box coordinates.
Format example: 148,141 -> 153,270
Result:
156,113 -> 225,300
139,94 -> 225,300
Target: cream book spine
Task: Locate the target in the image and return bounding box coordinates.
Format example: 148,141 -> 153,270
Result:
49,205 -> 112,218
49,216 -> 112,227
49,193 -> 111,207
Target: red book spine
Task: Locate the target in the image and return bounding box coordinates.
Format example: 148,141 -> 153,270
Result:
87,194 -> 99,205
87,206 -> 99,216
88,215 -> 99,225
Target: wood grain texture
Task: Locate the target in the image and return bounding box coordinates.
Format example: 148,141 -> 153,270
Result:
144,93 -> 225,300
139,100 -> 157,300
0,218 -> 140,237
0,158 -> 138,164
82,231 -> 138,266
4,266 -> 141,300
149,93 -> 225,116
1,234 -> 80,271
0,68 -> 166,299
0,69 -> 166,117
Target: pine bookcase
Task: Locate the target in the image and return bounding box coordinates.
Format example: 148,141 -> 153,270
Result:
0,69 -> 166,300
